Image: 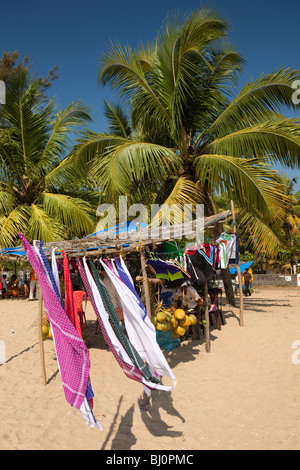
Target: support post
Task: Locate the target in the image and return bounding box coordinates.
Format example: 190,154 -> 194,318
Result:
204,282 -> 211,352
137,223 -> 152,319
230,200 -> 244,326
38,291 -> 47,385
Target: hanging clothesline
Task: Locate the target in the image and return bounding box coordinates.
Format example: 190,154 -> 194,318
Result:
19,233 -> 177,430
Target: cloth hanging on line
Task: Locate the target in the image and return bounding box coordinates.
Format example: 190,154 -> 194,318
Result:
146,258 -> 191,284
185,249 -> 216,285
88,259 -> 160,385
19,234 -> 101,429
216,232 -> 239,266
101,258 -> 177,393
114,257 -> 148,320
77,257 -> 170,395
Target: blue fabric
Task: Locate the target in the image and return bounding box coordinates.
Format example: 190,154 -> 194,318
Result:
114,258 -> 148,320
39,241 -> 64,308
156,330 -> 180,352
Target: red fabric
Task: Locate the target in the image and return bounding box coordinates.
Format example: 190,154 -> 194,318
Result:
63,253 -> 82,338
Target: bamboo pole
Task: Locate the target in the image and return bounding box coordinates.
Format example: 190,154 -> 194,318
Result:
204,282 -> 211,352
230,200 -> 244,326
38,291 -> 47,385
137,223 -> 152,319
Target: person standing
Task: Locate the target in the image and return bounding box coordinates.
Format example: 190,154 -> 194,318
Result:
1,274 -> 7,298
243,269 -> 253,296
29,268 -> 39,300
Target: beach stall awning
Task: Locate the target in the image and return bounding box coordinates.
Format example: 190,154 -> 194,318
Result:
0,246 -> 26,258
230,261 -> 254,274
0,209 -> 232,259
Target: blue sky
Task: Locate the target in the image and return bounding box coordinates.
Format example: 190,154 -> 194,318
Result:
1,0 -> 300,190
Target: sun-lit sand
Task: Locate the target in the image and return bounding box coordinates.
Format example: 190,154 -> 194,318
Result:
1,287 -> 300,450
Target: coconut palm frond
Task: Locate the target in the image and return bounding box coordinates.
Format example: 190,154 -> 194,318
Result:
103,100 -> 132,138
90,139 -> 181,200
208,67 -> 300,137
195,153 -> 288,220
41,192 -> 95,236
28,204 -> 66,242
0,204 -> 31,247
149,176 -> 203,227
238,211 -> 285,258
208,118 -> 300,168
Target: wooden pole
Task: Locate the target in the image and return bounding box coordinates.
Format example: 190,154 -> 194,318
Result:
230,200 -> 244,326
137,223 -> 152,319
204,282 -> 211,352
38,291 -> 47,385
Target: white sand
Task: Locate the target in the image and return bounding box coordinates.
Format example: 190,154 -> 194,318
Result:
1,288 -> 300,450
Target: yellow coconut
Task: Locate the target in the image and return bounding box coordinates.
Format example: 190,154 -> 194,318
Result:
42,325 -> 49,335
171,329 -> 180,339
179,316 -> 192,328
156,312 -> 167,323
151,316 -> 157,327
189,314 -> 197,326
174,309 -> 186,320
176,325 -> 187,337
156,321 -> 168,331
170,316 -> 178,328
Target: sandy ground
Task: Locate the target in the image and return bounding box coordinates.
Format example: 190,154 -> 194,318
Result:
1,288 -> 300,450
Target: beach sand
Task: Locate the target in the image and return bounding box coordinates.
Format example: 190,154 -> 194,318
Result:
1,288 -> 300,450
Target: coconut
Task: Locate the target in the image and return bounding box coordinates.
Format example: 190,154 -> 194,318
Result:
156,312 -> 167,323
176,325 -> 187,336
179,316 -> 192,328
174,309 -> 186,320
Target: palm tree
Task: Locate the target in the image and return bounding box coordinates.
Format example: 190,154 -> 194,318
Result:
0,73 -> 96,247
75,8 -> 300,252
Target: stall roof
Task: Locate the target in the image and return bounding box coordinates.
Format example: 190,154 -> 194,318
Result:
230,261 -> 254,274
0,210 -> 231,259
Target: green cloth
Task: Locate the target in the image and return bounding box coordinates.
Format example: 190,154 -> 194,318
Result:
88,260 -> 160,384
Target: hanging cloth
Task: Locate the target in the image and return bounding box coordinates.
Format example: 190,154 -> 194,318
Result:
186,249 -> 216,285
77,257 -> 170,395
19,234 -> 101,429
39,241 -> 63,308
100,259 -> 177,391
63,253 -> 82,337
114,258 -> 147,320
88,259 -> 159,385
51,248 -> 61,297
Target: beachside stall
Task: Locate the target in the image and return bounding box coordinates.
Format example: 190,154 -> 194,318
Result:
1,209 -> 250,429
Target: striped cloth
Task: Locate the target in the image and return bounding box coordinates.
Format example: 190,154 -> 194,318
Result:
78,257 -> 170,394
88,259 -> 159,384
19,234 -> 91,410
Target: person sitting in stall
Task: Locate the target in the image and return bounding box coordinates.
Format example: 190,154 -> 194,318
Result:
6,275 -> 20,298
172,283 -> 202,311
